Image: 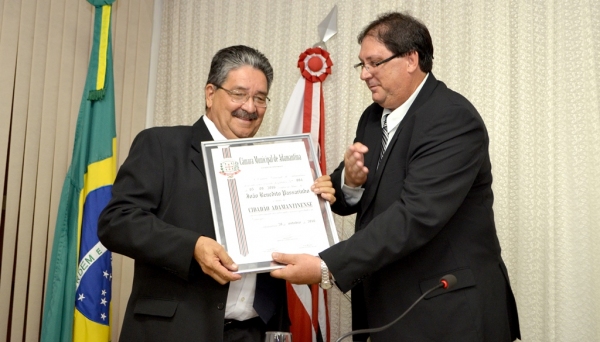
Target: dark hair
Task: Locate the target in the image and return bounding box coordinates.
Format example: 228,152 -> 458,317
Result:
358,12 -> 434,72
206,45 -> 274,91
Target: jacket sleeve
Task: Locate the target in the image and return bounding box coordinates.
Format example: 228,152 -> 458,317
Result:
98,128 -> 201,280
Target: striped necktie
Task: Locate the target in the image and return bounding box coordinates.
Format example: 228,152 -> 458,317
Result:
378,113 -> 390,168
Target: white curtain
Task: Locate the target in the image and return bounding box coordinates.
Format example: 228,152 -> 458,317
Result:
153,1 -> 600,341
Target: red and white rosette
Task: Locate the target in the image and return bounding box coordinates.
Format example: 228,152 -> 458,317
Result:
278,47 -> 333,174
298,47 -> 332,83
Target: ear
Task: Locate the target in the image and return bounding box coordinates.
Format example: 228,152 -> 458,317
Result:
205,84 -> 216,109
406,51 -> 420,73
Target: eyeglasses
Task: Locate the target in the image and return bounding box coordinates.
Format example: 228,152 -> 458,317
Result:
353,54 -> 400,73
214,84 -> 270,108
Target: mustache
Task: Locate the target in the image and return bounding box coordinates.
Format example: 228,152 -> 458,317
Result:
232,109 -> 258,120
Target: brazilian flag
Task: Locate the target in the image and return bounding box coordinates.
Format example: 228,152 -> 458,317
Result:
41,1 -> 116,341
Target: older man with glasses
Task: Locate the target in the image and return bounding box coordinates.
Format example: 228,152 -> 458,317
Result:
98,45 -> 335,342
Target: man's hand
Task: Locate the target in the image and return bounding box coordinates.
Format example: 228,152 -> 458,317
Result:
344,142 -> 369,187
194,236 -> 242,284
270,253 -> 322,284
311,175 -> 336,205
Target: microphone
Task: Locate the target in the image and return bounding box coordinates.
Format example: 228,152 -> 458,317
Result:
335,274 -> 457,342
440,274 -> 457,290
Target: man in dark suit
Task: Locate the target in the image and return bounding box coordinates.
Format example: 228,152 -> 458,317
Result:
98,45 -> 335,342
272,12 -> 521,341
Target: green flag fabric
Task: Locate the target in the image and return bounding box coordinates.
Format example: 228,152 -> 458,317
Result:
41,1 -> 116,341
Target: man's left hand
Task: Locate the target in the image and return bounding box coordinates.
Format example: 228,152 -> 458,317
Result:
270,253 -> 322,284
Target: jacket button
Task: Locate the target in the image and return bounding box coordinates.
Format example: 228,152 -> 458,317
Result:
217,303 -> 225,310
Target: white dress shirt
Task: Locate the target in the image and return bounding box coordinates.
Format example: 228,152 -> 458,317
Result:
202,115 -> 259,321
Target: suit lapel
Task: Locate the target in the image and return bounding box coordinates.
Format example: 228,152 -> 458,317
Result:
374,124 -> 403,178
363,109 -> 384,174
404,73 -> 438,121
360,107 -> 385,214
190,117 -> 214,178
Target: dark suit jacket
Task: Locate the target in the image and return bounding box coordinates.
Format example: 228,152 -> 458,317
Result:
320,74 -> 520,341
98,118 -> 288,341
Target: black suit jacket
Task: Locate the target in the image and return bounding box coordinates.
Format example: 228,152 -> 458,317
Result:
98,118 -> 288,341
320,74 -> 520,341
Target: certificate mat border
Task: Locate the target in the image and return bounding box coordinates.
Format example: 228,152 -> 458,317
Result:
201,134 -> 338,273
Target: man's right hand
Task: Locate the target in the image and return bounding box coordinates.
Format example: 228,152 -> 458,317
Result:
344,142 -> 369,187
194,236 -> 242,284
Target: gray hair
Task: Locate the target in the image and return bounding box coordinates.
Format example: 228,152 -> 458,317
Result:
206,45 -> 274,91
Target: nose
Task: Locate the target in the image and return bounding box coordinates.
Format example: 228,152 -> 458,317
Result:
360,66 -> 372,80
241,96 -> 257,112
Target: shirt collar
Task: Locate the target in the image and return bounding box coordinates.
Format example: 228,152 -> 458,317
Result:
202,115 -> 228,141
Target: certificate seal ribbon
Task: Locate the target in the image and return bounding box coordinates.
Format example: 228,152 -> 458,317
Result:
220,148 -> 248,256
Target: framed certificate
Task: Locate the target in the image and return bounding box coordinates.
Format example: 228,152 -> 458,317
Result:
201,134 -> 338,273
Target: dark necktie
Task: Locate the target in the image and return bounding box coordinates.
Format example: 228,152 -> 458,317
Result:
253,273 -> 277,324
378,113 -> 389,168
